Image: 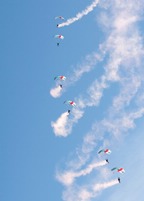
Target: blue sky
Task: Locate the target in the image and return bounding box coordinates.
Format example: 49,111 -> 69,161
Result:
1,0 -> 144,201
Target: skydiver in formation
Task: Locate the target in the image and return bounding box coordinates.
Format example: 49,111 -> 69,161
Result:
118,177 -> 121,183
53,16 -> 125,188
55,35 -> 64,46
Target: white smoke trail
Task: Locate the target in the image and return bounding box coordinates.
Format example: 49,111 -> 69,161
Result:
58,106 -> 144,199
57,160 -> 107,186
102,107 -> 144,138
51,107 -> 84,137
66,105 -> 144,173
50,85 -> 62,98
51,52 -> 104,98
54,0 -> 144,136
51,112 -> 70,137
66,52 -> 103,87
62,179 -> 119,201
111,76 -> 141,113
58,0 -> 99,28
92,179 -> 119,192
76,160 -> 107,177
55,0 -> 144,199
62,185 -> 92,201
52,0 -> 144,165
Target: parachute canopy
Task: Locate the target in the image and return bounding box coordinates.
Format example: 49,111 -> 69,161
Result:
55,35 -> 64,40
55,16 -> 65,20
117,168 -> 125,173
64,100 -> 76,107
54,76 -> 66,81
111,167 -> 125,174
98,149 -> 111,154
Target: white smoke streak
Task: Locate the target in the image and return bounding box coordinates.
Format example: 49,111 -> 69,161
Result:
93,179 -> 119,192
62,179 -> 119,201
58,0 -> 99,28
62,186 -> 92,201
112,76 -> 141,113
56,0 -> 144,136
78,75 -> 108,108
67,52 -> 103,87
55,0 -> 144,200
51,112 -> 70,137
53,52 -> 104,98
51,108 -> 84,137
52,0 -> 144,172
57,160 -> 107,186
77,189 -> 92,201
66,105 -> 144,172
59,105 -> 144,199
103,107 -> 144,138
50,85 -> 62,98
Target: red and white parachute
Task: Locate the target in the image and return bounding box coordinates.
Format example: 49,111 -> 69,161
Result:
98,149 -> 111,154
111,167 -> 125,174
55,16 -> 65,20
55,35 -> 64,40
54,76 -> 66,81
64,100 -> 76,107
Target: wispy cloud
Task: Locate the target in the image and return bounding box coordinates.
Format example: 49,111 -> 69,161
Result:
58,0 -> 99,28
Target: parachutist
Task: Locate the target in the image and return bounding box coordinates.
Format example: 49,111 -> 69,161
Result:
68,110 -> 70,114
106,159 -> 109,163
55,35 -> 64,46
118,177 -> 121,183
59,84 -> 62,88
